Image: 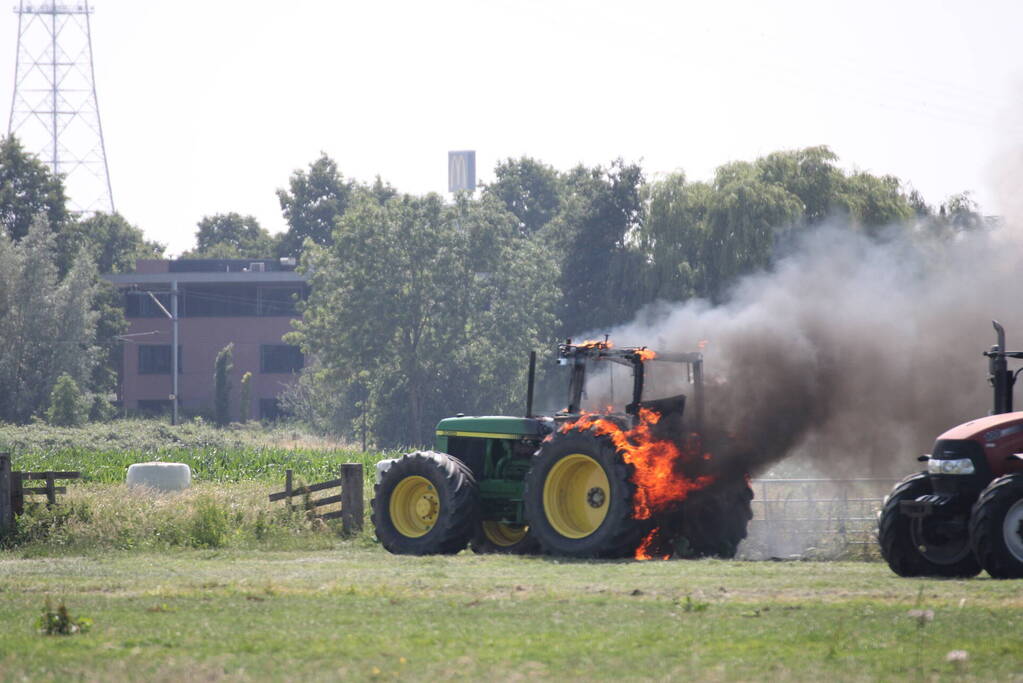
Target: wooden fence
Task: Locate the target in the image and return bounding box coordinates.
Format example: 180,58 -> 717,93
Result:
0,453 -> 81,535
269,463 -> 364,534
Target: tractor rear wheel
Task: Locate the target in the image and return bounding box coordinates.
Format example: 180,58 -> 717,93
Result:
675,478 -> 754,558
878,471 -> 981,577
523,431 -> 647,558
371,451 -> 478,555
969,473 -> 1023,578
470,522 -> 539,555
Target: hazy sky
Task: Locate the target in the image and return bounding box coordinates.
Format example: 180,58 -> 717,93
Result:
3,0 -> 1021,255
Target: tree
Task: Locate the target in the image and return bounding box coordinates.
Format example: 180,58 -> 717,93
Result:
239,371 -> 253,423
184,213 -> 277,259
46,373 -> 86,426
941,192 -> 986,233
485,157 -> 563,236
838,172 -> 914,235
0,135 -> 69,241
548,159 -> 646,334
57,212 -> 164,275
637,172 -> 711,303
754,146 -> 843,224
700,161 -> 804,301
290,192 -> 558,447
214,343 -> 234,426
53,213 -> 164,396
0,220 -> 100,423
276,154 -> 353,257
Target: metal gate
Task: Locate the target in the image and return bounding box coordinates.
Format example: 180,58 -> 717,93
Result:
741,478 -> 900,559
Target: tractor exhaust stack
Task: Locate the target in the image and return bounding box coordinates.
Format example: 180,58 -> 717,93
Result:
526,350 -> 536,417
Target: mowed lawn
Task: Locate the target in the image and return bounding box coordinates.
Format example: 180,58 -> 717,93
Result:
1,549 -> 1021,681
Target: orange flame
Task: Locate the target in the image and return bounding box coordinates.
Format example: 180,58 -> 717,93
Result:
576,339 -> 613,350
635,348 -> 657,362
636,528 -> 670,561
558,407 -> 715,560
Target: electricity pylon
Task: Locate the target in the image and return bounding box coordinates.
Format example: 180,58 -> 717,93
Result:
7,1 -> 114,213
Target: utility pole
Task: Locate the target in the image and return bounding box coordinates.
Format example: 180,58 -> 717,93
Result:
7,1 -> 115,213
147,284 -> 179,425
171,280 -> 178,425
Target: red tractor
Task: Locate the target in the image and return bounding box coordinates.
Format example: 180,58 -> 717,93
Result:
880,321 -> 1023,578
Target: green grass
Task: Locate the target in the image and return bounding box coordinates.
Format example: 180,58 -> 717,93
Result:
4,482 -> 376,554
0,419 -> 400,483
1,421 -> 1018,680
0,551 -> 1020,681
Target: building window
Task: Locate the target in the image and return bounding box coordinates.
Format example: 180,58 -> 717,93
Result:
181,285 -> 257,317
125,291 -> 171,318
257,287 -> 302,316
138,345 -> 183,374
260,345 -> 304,373
259,398 -> 283,421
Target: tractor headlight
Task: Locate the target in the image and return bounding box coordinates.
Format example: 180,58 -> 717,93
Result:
928,458 -> 975,475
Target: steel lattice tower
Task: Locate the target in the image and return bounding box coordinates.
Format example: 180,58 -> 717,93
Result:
7,1 -> 114,213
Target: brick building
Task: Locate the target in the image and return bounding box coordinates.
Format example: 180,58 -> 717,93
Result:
105,258 -> 308,421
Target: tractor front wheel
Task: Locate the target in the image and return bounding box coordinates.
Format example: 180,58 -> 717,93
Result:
523,431 -> 647,558
371,451 -> 478,555
878,471 -> 980,577
470,522 -> 539,555
969,473 -> 1023,578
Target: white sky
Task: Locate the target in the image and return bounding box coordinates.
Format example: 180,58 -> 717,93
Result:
3,0 -> 1022,256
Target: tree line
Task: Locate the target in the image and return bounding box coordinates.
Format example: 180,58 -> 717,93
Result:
0,134 -> 986,445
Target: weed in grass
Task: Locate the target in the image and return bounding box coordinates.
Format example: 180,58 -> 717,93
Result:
680,595 -> 709,613
37,599 -> 92,635
189,496 -> 231,548
146,603 -> 175,613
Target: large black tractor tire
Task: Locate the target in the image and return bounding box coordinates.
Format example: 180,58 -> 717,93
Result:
371,451 -> 478,555
523,431 -> 648,558
969,473 -> 1023,579
470,522 -> 539,555
878,472 -> 981,578
675,478 -> 754,558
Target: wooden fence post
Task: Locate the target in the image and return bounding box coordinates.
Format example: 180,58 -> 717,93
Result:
285,469 -> 293,511
340,463 -> 364,535
45,471 -> 56,507
0,453 -> 12,536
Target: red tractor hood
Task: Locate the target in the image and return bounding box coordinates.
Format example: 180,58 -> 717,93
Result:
937,412 -> 1023,442
936,412 -> 1023,478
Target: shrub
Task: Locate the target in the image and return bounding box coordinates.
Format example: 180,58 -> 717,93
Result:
239,371 -> 253,423
46,374 -> 85,427
213,343 -> 234,426
88,394 -> 117,422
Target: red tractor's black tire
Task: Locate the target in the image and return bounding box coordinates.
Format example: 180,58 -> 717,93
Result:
969,473 -> 1023,579
523,431 -> 648,558
676,478 -> 754,558
470,522 -> 540,555
371,451 -> 478,555
878,472 -> 981,578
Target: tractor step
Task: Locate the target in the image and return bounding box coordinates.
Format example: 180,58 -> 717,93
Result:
901,494 -> 956,518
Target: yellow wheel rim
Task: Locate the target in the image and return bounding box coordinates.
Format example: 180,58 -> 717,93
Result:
542,453 -> 610,539
482,521 -> 528,547
389,475 -> 440,538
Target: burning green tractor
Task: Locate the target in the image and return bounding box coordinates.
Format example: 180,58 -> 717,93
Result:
371,340 -> 753,559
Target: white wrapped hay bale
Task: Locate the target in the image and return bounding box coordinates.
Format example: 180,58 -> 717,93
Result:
126,462 -> 191,491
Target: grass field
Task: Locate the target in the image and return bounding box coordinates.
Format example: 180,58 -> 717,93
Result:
2,549 -> 1021,681
0,419 -> 397,483
2,422 -> 1020,680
